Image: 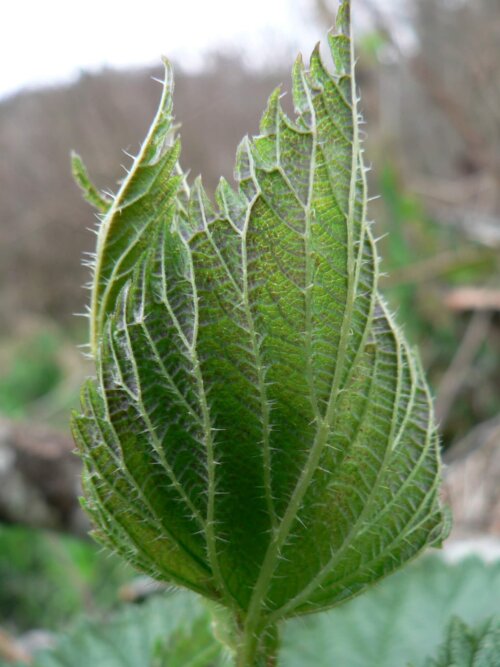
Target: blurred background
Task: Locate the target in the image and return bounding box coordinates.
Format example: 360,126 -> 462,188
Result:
1,0 -> 499,662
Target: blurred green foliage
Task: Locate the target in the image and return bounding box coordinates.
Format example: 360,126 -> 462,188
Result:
420,616 -> 500,667
0,325 -> 89,427
2,555 -> 500,667
0,526 -> 133,632
0,332 -> 62,419
377,166 -> 500,446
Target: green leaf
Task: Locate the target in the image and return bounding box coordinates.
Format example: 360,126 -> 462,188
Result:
71,152 -> 112,214
282,555 -> 500,667
72,0 -> 448,660
85,58 -> 186,355
0,525 -> 132,632
421,616 -> 500,667
13,593 -> 225,667
6,557 -> 500,667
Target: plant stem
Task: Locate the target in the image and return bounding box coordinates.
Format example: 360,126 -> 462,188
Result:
235,623 -> 280,667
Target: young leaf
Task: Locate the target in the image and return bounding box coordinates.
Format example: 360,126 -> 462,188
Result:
71,152 -> 112,214
86,58 -> 186,355
72,1 -> 449,663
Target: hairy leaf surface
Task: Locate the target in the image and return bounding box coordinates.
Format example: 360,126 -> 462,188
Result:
72,0 -> 448,638
79,59 -> 187,354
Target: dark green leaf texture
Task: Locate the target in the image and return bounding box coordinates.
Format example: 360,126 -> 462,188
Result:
72,0 -> 448,642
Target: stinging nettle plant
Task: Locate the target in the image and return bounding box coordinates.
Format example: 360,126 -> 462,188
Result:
71,2 -> 450,665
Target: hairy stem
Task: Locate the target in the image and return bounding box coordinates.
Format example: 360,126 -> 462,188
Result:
234,623 -> 280,667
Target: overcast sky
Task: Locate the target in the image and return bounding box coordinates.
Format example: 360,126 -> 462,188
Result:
2,0 -> 409,100
1,0 -> 325,99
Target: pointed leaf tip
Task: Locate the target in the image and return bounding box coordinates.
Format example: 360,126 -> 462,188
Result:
292,53 -> 313,122
160,56 -> 174,87
190,176 -> 216,229
259,86 -> 282,136
312,41 -> 321,59
337,0 -> 351,36
71,152 -> 112,213
234,136 -> 254,181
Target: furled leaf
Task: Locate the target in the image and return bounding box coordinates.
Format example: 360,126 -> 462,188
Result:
72,0 -> 448,658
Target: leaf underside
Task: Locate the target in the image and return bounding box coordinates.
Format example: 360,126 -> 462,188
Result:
72,0 -> 448,626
